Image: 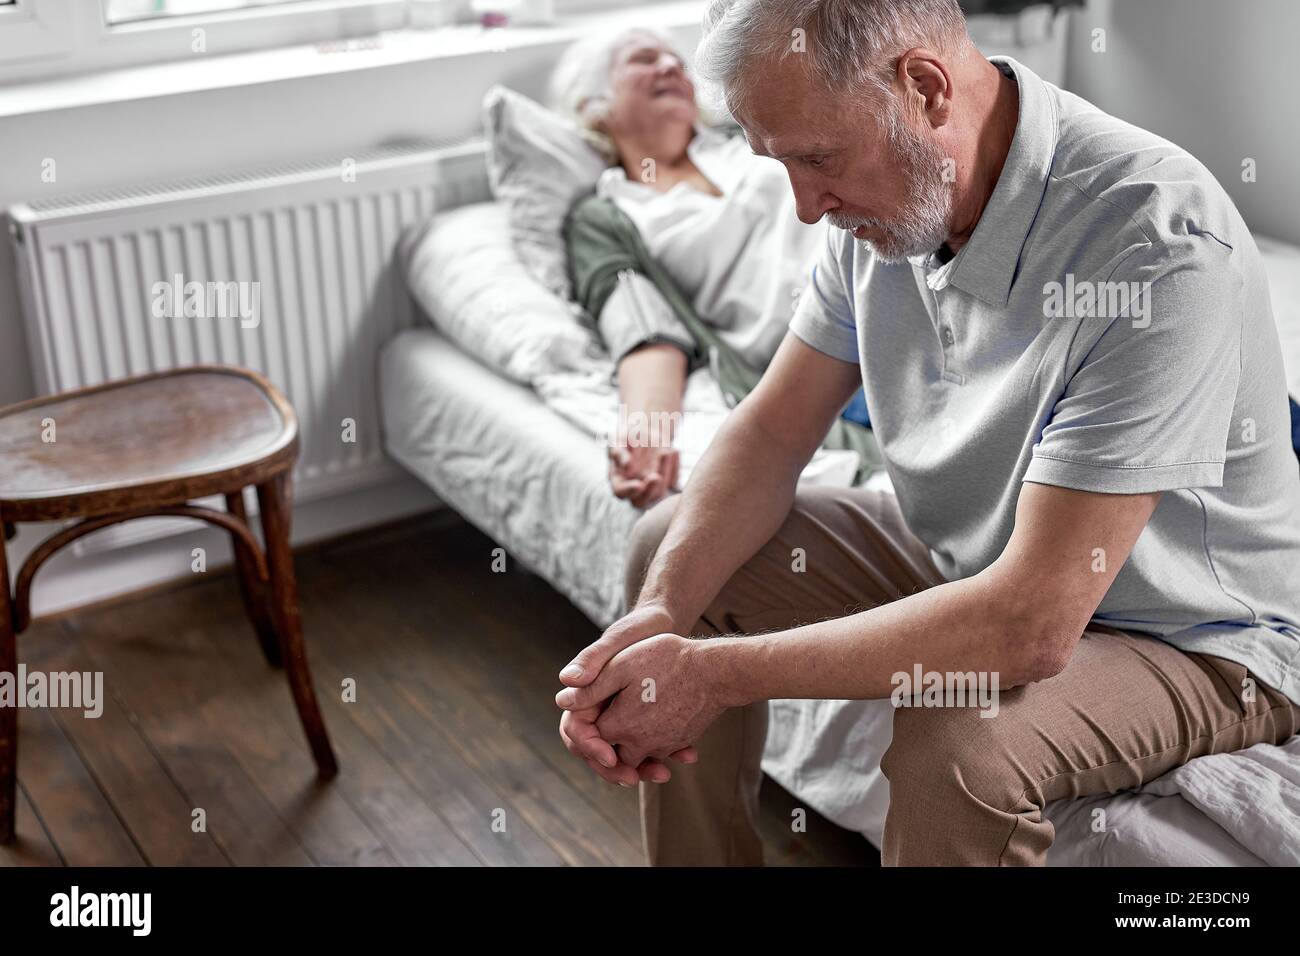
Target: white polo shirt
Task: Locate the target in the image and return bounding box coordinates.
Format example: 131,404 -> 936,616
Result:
790,57 -> 1300,704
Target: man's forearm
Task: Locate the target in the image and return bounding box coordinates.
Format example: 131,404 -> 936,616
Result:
688,482 -> 1161,710
697,562 -> 1053,706
635,405 -> 809,631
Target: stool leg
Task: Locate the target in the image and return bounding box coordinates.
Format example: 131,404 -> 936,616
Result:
225,489 -> 282,668
0,535 -> 16,844
256,473 -> 338,779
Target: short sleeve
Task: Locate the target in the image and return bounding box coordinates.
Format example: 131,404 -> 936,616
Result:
789,227 -> 860,364
1024,236 -> 1243,494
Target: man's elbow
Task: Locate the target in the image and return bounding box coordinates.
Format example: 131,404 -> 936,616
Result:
1023,627 -> 1080,683
995,593 -> 1089,687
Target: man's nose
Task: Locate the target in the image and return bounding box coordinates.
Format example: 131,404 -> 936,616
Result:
790,176 -> 836,225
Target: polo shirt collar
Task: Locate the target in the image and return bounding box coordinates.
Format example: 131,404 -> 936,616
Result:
941,56 -> 1059,308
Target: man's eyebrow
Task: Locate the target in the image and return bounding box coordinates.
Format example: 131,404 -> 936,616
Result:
750,143 -> 832,161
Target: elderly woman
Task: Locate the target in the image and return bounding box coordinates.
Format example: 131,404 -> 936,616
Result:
550,28 -> 859,507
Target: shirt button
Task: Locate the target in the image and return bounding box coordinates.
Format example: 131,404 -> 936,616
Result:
942,327 -> 955,346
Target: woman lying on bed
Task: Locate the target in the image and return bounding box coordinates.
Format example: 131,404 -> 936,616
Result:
551,28 -> 865,508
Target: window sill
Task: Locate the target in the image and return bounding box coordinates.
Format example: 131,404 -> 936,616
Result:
0,0 -> 705,120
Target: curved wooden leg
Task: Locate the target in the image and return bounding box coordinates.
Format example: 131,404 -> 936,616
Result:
225,489 -> 282,668
0,535 -> 16,844
256,473 -> 338,779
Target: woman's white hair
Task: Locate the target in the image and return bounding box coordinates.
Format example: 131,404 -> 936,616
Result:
695,0 -> 970,115
548,26 -> 679,164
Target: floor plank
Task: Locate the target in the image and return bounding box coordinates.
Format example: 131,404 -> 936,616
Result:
70,586 -> 395,867
300,608 -> 572,866
314,522 -> 645,847
64,611 -> 315,866
758,776 -> 880,867
192,611 -> 481,867
15,691 -> 145,866
21,621 -> 229,867
306,562 -> 642,865
0,786 -> 63,867
4,511 -> 879,867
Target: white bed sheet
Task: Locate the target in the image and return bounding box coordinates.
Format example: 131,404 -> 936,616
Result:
379,327 -> 1299,865
380,327 -> 638,625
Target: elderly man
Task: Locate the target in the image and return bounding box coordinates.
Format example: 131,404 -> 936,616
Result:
555,0 -> 1300,866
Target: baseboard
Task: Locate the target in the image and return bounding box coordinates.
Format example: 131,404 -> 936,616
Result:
6,472 -> 444,621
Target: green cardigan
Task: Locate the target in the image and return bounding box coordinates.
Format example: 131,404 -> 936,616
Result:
562,192 -> 884,483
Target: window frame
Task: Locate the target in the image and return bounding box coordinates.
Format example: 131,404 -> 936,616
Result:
0,0 -> 665,85
0,0 -> 75,64
0,0 -> 414,82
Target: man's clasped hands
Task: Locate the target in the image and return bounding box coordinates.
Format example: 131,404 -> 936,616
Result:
554,603 -> 727,786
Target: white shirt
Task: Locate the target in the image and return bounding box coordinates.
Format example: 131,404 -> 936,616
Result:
593,125 -> 826,371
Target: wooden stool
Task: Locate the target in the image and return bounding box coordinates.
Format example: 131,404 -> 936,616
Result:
0,365 -> 338,845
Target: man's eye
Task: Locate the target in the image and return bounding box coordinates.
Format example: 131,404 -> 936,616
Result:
806,156 -> 827,168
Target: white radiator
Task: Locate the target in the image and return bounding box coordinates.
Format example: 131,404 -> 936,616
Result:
7,138 -> 490,552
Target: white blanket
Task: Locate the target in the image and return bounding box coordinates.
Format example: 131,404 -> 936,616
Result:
1137,737 -> 1300,866
535,365 -> 862,489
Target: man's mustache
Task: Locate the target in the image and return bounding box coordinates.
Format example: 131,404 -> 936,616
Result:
827,212 -> 881,231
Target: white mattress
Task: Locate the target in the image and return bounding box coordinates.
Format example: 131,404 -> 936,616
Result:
380,327 -> 1298,866
380,326 -> 639,625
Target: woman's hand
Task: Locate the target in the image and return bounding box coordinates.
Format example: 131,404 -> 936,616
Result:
609,442 -> 679,508
611,342 -> 688,508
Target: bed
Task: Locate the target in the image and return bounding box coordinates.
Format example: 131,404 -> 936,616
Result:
380,197 -> 1300,867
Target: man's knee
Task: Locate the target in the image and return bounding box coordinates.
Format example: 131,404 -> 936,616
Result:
881,701 -> 1023,810
624,494 -> 681,612
881,702 -> 1054,866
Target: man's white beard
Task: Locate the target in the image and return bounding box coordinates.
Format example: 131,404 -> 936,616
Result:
829,108 -> 953,264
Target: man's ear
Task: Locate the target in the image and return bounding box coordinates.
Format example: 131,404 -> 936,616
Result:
897,48 -> 953,128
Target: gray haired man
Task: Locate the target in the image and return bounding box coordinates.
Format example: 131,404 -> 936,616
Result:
555,0 -> 1300,865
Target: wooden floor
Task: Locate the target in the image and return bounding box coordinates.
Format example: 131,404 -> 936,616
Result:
1,512 -> 879,867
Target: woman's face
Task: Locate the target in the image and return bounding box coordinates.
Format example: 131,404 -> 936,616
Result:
600,35 -> 698,138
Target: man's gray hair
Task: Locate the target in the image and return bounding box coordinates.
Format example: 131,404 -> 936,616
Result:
696,0 -> 969,113
549,26 -> 679,162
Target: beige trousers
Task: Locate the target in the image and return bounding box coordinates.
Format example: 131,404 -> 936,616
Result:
626,486 -> 1300,866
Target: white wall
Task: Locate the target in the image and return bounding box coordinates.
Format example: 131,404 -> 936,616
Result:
1064,0 -> 1300,246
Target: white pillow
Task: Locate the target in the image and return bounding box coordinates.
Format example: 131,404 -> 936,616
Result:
483,85 -> 610,301
401,201 -> 604,384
